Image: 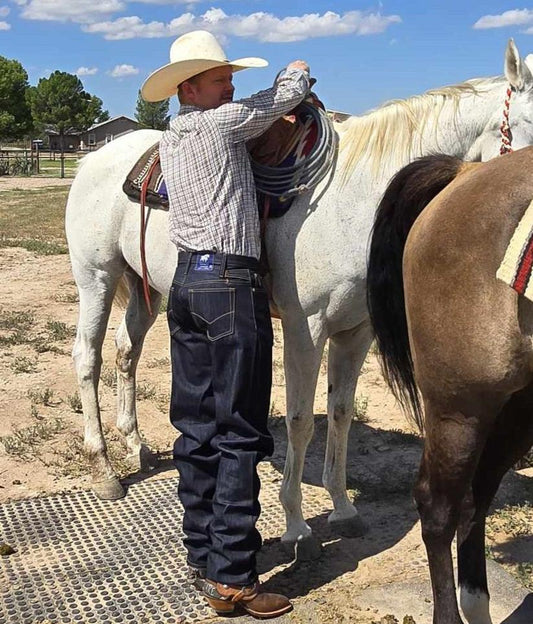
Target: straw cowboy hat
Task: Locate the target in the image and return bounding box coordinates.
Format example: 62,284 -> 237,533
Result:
141,30 -> 268,102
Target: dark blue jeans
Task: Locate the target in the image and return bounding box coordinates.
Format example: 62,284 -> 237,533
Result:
167,251 -> 274,586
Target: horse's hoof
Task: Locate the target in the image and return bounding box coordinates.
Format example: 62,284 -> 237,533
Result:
328,514 -> 368,538
92,477 -> 125,500
283,535 -> 322,561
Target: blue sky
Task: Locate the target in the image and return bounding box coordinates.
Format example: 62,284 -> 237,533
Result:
2,2 -> 533,119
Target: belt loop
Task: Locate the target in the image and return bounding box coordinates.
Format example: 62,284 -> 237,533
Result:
219,253 -> 227,278
185,252 -> 193,275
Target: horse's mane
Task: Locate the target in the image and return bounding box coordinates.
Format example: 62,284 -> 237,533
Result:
339,76 -> 505,180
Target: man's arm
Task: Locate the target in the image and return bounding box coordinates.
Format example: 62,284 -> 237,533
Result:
213,61 -> 311,143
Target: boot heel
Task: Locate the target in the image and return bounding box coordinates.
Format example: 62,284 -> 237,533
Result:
205,597 -> 236,614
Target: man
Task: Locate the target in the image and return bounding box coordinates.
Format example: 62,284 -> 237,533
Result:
141,30 -> 310,619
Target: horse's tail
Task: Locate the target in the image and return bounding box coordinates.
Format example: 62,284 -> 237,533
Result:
367,154 -> 464,431
114,275 -> 130,309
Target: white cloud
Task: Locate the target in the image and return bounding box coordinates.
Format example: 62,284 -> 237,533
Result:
0,6 -> 10,17
76,66 -> 98,76
84,8 -> 401,41
108,63 -> 139,77
20,0 -> 125,24
0,19 -> 9,29
473,9 -> 533,29
133,0 -> 200,3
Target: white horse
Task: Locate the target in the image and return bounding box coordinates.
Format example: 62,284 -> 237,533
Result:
66,40 -> 533,558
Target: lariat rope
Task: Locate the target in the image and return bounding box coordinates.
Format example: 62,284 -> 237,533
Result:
500,86 -> 513,156
251,101 -> 338,201
139,158 -> 159,317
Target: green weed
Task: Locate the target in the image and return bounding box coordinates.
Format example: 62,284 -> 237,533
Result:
136,381 -> 157,401
100,366 -> 116,389
27,387 -> 55,406
354,395 -> 369,422
10,356 -> 37,374
46,320 -> 76,341
0,417 -> 65,461
0,237 -> 68,255
65,391 -> 83,413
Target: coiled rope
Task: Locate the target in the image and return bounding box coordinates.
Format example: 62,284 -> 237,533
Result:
251,101 -> 338,203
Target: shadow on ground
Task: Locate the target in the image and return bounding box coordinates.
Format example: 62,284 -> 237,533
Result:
119,411 -> 531,612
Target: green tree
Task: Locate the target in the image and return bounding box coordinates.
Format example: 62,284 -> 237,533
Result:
29,71 -> 109,177
88,95 -> 110,125
135,90 -> 170,130
0,56 -> 33,143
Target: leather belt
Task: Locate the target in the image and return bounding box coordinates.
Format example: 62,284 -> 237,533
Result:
177,251 -> 262,274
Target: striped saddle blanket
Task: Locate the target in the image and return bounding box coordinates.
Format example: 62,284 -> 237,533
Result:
497,198 -> 533,300
123,104 -> 320,218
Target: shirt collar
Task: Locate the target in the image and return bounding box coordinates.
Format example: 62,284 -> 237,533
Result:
178,105 -> 202,115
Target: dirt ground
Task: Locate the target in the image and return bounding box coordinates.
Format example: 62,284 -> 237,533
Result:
0,176 -> 73,191
0,177 -> 531,624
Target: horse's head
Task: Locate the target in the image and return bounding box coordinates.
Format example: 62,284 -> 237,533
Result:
476,39 -> 533,160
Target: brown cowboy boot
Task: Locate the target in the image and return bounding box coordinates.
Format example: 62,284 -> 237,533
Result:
203,580 -> 292,619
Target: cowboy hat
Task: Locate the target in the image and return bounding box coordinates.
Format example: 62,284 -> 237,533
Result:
141,30 -> 268,102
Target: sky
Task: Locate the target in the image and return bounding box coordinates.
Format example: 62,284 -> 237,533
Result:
2,2 -> 533,120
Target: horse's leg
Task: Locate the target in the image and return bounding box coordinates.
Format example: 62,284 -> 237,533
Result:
72,271 -> 124,500
115,270 -> 162,472
414,400 -> 496,624
323,321 -> 372,536
457,386 -> 533,624
279,313 -> 327,559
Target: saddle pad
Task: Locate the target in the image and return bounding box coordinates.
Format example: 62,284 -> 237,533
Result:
497,198 -> 533,300
123,145 -> 168,207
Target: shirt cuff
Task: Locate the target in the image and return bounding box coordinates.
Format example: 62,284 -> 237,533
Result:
277,67 -> 309,81
275,67 -> 310,94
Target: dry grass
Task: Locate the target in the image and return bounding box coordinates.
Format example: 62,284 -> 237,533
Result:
0,308 -> 70,354
0,186 -> 69,247
45,320 -> 76,341
49,427 -> 132,479
65,391 -> 83,413
10,356 -> 37,374
0,309 -> 35,346
27,387 -> 56,406
0,416 -> 66,461
487,503 -> 533,539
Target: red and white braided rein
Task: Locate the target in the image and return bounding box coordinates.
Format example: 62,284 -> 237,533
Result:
500,86 -> 513,155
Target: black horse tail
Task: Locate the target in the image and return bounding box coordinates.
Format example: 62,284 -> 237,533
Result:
367,154 -> 464,430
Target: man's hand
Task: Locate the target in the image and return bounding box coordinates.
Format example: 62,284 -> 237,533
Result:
287,60 -> 310,73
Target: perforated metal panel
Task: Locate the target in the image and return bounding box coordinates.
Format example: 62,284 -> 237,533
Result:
0,473 -> 296,624
0,470 -> 334,624
0,477 -> 213,623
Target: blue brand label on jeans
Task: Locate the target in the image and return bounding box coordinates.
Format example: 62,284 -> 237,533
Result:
194,253 -> 214,271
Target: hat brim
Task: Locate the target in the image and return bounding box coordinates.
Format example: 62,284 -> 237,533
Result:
141,57 -> 268,102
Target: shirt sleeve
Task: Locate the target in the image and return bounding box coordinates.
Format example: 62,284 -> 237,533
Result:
211,67 -> 310,143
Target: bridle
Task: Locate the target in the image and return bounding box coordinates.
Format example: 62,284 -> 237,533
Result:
500,86 -> 513,155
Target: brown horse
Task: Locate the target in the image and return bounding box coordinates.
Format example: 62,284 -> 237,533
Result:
367,147 -> 533,624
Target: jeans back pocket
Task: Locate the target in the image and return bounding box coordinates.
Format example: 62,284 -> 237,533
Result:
189,288 -> 235,341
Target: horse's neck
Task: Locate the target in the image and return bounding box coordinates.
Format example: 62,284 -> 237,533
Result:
339,79 -> 505,190
422,86 -> 503,160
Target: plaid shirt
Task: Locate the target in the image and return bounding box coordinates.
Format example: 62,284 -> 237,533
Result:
159,68 -> 309,259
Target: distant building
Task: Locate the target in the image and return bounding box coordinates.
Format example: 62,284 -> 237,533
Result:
327,109 -> 351,123
47,116 -> 140,151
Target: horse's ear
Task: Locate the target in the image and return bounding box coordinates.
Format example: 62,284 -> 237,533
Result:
505,38 -> 533,90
